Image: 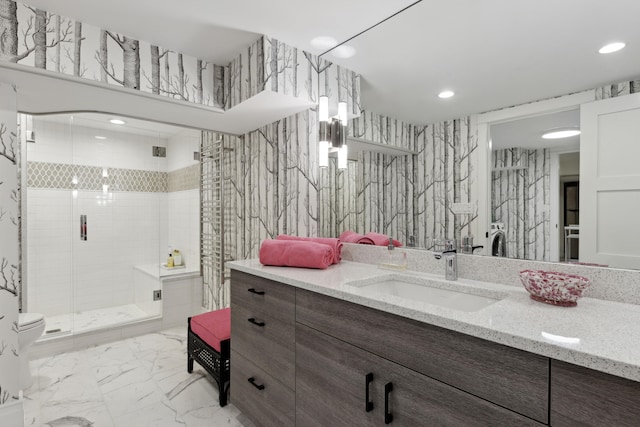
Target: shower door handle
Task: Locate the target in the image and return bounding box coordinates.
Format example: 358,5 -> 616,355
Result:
80,215 -> 87,241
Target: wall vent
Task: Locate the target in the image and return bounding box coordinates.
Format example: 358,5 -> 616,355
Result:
152,146 -> 166,157
194,151 -> 200,161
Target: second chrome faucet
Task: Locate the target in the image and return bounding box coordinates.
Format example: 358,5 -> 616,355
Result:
434,239 -> 457,281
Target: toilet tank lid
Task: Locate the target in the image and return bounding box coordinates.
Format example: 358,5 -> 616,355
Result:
19,313 -> 44,327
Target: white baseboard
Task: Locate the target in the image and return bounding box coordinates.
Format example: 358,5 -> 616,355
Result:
0,399 -> 24,427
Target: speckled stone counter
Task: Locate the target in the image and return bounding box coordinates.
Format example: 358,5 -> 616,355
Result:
228,258 -> 640,383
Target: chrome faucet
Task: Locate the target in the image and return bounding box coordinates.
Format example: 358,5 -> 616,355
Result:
434,239 -> 457,281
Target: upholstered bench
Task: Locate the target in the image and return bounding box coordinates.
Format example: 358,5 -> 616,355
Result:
187,308 -> 231,407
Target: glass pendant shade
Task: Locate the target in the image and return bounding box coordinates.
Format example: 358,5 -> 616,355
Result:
338,144 -> 348,169
319,96 -> 329,122
319,140 -> 329,168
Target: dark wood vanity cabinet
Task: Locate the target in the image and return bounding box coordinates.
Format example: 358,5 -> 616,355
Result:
296,322 -> 541,426
296,289 -> 549,424
230,271 -> 296,427
550,360 -> 640,426
230,270 -> 640,426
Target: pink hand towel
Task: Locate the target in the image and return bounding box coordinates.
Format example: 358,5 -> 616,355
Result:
259,239 -> 334,269
339,230 -> 375,245
364,232 -> 403,247
276,235 -> 342,264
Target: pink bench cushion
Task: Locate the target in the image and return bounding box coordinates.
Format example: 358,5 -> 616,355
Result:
191,308 -> 231,353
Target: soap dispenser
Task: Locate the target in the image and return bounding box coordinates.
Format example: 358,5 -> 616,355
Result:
379,237 -> 407,271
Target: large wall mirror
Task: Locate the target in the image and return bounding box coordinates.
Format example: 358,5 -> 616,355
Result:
318,1 -> 640,270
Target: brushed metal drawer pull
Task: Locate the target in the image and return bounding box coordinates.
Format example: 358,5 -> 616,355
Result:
248,318 -> 265,327
248,377 -> 265,390
384,382 -> 393,424
248,288 -> 265,295
365,373 -> 374,412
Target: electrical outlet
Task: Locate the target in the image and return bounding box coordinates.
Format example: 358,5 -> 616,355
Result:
153,290 -> 162,301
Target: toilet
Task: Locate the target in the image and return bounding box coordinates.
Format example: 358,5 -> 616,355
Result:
18,312 -> 45,390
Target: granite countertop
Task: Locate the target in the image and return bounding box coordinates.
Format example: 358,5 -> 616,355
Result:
228,259 -> 640,382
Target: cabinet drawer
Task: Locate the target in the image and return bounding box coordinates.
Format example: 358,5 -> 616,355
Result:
297,323 -> 542,427
230,303 -> 295,389
231,270 -> 295,322
550,360 -> 640,425
296,289 -> 549,423
231,350 -> 295,427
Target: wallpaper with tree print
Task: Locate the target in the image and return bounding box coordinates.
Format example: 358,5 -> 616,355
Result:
0,0 -> 220,107
491,148 -> 550,261
0,83 -> 19,406
322,111 -> 480,250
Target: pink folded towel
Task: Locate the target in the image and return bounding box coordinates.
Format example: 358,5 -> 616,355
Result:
365,232 -> 403,247
259,239 -> 334,269
276,235 -> 342,264
339,230 -> 375,245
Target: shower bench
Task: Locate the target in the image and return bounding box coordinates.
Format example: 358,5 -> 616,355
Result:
187,308 -> 231,407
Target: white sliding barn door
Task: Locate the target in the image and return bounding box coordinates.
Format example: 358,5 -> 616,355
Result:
580,92 -> 640,269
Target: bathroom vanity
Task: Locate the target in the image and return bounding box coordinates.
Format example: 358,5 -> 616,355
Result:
228,259 -> 640,426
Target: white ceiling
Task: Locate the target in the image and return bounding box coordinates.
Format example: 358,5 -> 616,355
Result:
491,109 -> 580,151
14,0 -> 640,130
19,0 -> 417,63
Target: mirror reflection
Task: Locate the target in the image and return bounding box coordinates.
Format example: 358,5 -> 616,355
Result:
317,3 -> 640,271
490,109 -> 580,263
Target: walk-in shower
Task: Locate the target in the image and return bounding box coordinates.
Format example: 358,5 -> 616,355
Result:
22,112 -> 202,338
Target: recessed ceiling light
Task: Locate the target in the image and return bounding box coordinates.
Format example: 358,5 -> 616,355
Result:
599,42 -> 626,54
438,90 -> 455,99
109,119 -> 126,125
330,45 -> 357,59
542,128 -> 581,139
95,136 -> 107,140
310,36 -> 337,51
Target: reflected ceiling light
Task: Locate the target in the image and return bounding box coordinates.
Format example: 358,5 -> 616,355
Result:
95,135 -> 107,140
598,42 -> 626,54
330,45 -> 357,59
310,36 -> 337,50
542,128 -> 581,139
438,90 -> 455,99
541,331 -> 580,346
109,119 -> 126,125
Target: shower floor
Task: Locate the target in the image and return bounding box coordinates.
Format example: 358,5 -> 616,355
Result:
42,304 -> 152,336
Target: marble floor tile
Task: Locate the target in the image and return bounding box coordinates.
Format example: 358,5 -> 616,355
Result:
24,326 -> 248,427
44,304 -> 151,336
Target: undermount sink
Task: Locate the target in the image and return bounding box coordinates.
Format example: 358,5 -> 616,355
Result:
349,275 -> 506,312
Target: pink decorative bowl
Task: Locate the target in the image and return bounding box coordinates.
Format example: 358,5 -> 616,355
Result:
519,270 -> 591,307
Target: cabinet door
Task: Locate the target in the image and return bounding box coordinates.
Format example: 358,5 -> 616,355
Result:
297,288 -> 549,423
296,324 -> 542,427
551,360 -> 640,426
296,323 -> 378,426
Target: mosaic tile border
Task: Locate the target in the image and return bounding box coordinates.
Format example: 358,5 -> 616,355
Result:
27,161 -> 168,193
168,164 -> 200,192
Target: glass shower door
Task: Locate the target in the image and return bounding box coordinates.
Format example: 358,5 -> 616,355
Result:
25,114 -> 75,336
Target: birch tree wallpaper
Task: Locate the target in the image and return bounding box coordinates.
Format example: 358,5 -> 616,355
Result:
224,110 -> 319,263
0,83 -> 19,407
321,110 -> 480,250
491,148 -> 550,261
225,36 -> 321,110
596,78 -> 640,99
0,0 -> 218,107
